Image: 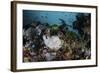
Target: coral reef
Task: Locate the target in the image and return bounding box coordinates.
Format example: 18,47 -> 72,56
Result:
23,13 -> 91,62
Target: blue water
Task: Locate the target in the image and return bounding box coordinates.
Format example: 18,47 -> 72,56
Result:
23,10 -> 78,26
